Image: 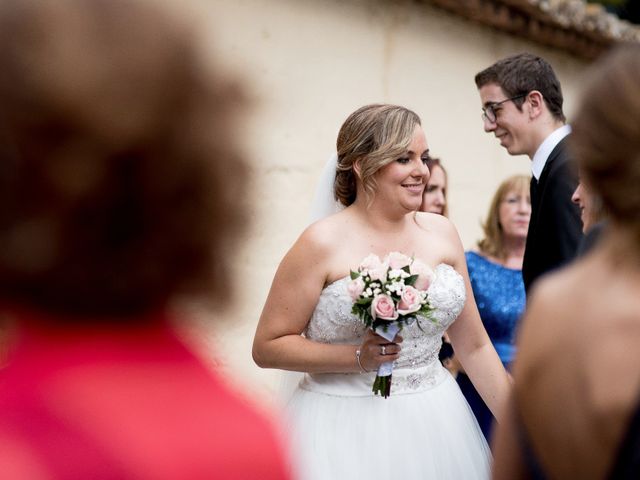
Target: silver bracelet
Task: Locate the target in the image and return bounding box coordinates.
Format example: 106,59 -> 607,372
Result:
355,348 -> 369,373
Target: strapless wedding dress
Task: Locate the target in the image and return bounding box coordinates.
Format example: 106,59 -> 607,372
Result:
286,264 -> 491,480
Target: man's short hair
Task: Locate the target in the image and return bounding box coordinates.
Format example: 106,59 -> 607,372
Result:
475,52 -> 565,123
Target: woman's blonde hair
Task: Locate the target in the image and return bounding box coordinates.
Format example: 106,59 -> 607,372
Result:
334,104 -> 421,206
477,174 -> 530,259
425,157 -> 448,217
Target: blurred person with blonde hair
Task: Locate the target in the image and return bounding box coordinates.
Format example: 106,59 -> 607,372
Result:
492,44 -> 640,480
0,0 -> 291,478
419,157 -> 455,368
421,157 -> 448,216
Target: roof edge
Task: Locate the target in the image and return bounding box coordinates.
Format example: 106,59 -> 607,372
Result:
422,0 -> 640,59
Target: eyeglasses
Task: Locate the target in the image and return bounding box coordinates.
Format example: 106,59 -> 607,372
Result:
481,94 -> 528,123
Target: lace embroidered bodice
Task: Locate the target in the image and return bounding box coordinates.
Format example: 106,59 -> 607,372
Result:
305,263 -> 466,369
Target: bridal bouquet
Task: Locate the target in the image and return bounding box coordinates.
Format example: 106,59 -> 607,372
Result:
347,252 -> 436,398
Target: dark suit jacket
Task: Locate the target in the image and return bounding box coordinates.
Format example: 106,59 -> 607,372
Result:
523,136 -> 582,294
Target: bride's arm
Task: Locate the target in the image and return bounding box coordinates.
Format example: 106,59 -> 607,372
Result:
440,222 -> 512,422
252,221 -> 398,374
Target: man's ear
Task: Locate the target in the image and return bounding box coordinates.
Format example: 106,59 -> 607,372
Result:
527,90 -> 545,119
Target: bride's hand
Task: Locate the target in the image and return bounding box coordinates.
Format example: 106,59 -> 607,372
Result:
358,330 -> 403,372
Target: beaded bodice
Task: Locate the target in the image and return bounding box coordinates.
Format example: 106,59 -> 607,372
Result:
305,263 -> 466,369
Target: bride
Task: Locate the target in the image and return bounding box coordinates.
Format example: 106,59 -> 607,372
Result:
253,104 -> 510,479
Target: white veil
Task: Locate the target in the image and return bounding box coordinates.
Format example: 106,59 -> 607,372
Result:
307,153 -> 344,224
276,153 -> 345,402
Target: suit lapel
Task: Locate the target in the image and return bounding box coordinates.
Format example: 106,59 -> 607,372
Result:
530,136 -> 569,222
537,137 -> 568,187
523,136 -> 570,292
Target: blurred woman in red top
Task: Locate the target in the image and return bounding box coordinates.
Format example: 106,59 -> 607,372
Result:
0,0 -> 291,478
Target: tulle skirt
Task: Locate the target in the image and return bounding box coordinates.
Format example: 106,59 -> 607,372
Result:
285,361 -> 491,480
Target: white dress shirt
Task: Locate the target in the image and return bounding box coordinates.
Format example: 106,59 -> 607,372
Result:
531,124 -> 572,180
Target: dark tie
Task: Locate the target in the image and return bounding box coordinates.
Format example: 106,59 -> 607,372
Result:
530,177 -> 538,207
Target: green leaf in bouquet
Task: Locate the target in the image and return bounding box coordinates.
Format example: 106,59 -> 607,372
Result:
404,274 -> 418,286
355,297 -> 372,306
372,320 -> 392,333
350,270 -> 360,280
419,305 -> 437,324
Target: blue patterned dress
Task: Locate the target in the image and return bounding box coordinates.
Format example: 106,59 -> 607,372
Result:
457,251 -> 526,441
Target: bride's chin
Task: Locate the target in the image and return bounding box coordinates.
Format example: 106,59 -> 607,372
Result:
399,201 -> 421,213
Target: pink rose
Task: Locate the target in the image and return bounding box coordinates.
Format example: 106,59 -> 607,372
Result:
347,277 -> 365,301
385,251 -> 412,270
359,253 -> 383,271
397,285 -> 422,315
371,294 -> 398,321
359,253 -> 388,282
410,259 -> 434,291
368,264 -> 388,282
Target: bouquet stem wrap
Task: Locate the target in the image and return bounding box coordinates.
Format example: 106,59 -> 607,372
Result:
373,323 -> 400,398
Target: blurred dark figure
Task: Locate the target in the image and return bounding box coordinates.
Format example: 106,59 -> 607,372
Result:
0,0 -> 291,478
572,174 -> 608,256
492,44 -> 640,480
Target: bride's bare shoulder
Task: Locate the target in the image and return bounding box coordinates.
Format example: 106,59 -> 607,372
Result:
414,211 -> 459,240
296,209 -> 352,253
415,211 -> 452,228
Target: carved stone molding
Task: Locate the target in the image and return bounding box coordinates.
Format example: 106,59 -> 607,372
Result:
422,0 -> 640,59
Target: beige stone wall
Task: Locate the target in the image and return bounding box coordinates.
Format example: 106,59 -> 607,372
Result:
184,0 -> 589,406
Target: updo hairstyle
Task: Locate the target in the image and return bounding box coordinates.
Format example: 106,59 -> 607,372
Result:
334,104 -> 421,206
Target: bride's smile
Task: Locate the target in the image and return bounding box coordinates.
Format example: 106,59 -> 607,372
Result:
374,125 -> 430,211
401,182 -> 425,194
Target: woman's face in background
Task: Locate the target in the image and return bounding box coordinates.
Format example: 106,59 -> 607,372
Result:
499,187 -> 531,240
420,164 -> 446,215
571,180 -> 598,233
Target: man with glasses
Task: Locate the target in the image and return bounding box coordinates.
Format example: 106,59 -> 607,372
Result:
475,53 -> 581,294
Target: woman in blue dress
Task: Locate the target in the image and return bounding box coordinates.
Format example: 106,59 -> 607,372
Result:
456,174 -> 530,441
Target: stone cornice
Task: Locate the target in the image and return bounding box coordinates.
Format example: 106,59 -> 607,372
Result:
422,0 -> 640,59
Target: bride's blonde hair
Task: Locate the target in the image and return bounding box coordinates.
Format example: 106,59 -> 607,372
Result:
334,104 -> 421,206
